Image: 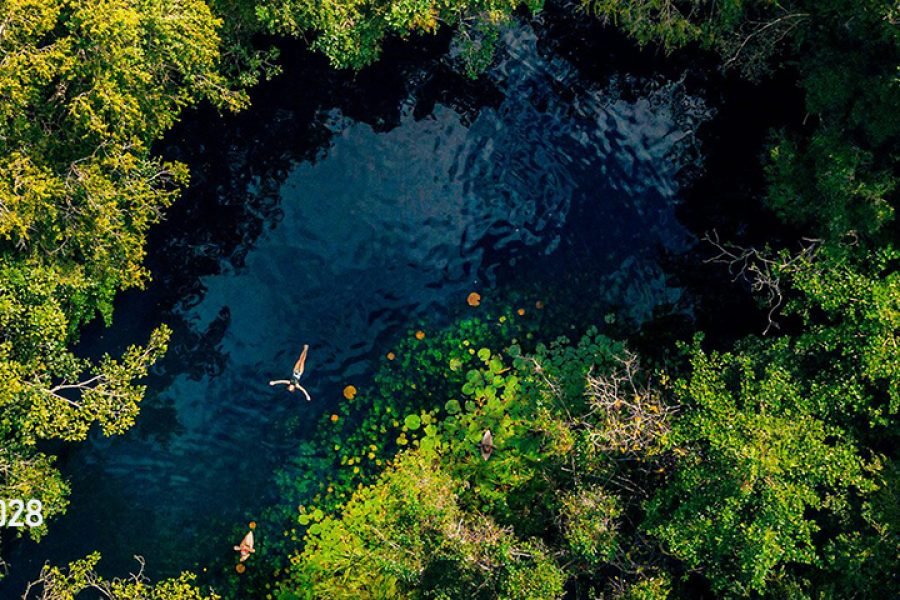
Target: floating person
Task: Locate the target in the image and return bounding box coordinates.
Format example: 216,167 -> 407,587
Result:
234,530 -> 255,562
269,344 -> 311,401
479,429 -> 494,461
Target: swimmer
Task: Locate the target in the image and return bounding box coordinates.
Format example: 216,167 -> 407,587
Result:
269,344 -> 311,401
479,429 -> 494,461
234,530 -> 255,562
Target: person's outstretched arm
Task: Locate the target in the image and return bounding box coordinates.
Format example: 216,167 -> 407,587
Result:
269,380 -> 291,386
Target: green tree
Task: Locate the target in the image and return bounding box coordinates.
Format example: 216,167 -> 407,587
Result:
645,344 -> 877,595
284,450 -> 565,599
0,0 -> 244,570
22,552 -> 219,600
253,0 -> 544,75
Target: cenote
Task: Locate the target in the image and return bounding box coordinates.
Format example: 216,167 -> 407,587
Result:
4,14 -> 713,593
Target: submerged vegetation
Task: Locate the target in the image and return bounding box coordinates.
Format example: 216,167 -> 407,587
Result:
1,0 -> 897,598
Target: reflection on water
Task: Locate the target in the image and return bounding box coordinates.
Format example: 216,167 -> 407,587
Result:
3,23 -> 708,589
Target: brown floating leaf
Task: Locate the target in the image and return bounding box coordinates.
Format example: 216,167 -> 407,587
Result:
467,292 -> 482,307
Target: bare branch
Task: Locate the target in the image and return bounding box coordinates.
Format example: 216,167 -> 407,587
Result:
581,352 -> 676,457
723,12 -> 809,71
703,230 -> 821,334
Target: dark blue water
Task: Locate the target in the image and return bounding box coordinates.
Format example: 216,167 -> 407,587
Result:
2,23 -> 708,592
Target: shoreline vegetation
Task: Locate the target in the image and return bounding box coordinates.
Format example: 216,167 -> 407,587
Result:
2,0 -> 896,598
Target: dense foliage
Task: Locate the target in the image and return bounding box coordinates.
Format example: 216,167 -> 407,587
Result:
251,0 -> 544,74
264,0 -> 899,597
22,553 -> 218,599
0,0 -> 249,568
268,308 -> 895,597
0,0 -> 896,597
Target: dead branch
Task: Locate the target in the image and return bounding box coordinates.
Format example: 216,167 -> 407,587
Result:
703,230 -> 821,335
582,352 -> 675,457
722,12 -> 809,72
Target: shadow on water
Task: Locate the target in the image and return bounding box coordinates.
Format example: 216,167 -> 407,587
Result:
3,13 -> 716,593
